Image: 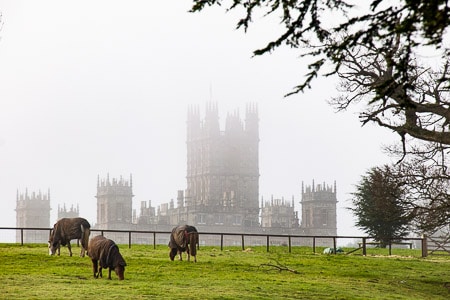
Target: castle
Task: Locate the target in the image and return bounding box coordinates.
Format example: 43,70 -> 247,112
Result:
92,103 -> 337,237
16,103 -> 337,243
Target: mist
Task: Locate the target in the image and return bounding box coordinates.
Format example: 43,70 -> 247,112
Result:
0,1 -> 397,237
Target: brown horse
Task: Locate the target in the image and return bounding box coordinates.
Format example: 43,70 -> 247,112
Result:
88,235 -> 127,280
48,217 -> 91,257
168,225 -> 199,262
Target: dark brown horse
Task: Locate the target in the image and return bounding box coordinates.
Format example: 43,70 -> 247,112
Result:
168,225 -> 199,262
48,217 -> 91,257
88,235 -> 127,280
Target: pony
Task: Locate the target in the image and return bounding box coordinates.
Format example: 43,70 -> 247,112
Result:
168,225 -> 199,262
48,217 -> 91,257
88,235 -> 127,280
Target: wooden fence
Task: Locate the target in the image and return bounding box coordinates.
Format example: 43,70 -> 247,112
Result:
0,227 -> 438,257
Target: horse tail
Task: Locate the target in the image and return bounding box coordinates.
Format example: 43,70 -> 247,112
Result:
80,223 -> 91,254
189,231 -> 199,257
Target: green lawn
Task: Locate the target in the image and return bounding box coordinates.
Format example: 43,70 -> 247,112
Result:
1,244 -> 449,299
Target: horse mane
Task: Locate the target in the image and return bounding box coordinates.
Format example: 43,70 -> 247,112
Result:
51,221 -> 65,245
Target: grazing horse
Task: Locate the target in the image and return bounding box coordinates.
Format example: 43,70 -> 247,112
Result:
48,217 -> 91,257
88,235 -> 127,280
168,225 -> 199,262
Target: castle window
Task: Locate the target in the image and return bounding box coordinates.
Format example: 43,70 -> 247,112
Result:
321,209 -> 328,226
215,214 -> 224,225
117,203 -> 124,221
304,209 -> 311,227
198,214 -> 206,224
100,204 -> 106,223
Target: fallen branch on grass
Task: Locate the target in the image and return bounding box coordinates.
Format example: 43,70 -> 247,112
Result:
259,259 -> 299,274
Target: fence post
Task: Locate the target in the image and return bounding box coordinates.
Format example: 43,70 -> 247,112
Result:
288,236 -> 291,253
153,232 -> 156,250
128,232 -> 131,249
388,243 -> 392,256
362,237 -> 367,256
241,234 -> 245,251
313,237 -> 316,253
333,237 -> 337,254
421,234 -> 428,258
220,234 -> 224,251
266,235 -> 270,252
21,228 -> 24,246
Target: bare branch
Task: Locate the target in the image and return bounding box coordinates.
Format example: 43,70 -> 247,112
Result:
259,260 -> 299,274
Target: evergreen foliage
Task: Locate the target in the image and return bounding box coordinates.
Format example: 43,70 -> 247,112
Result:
351,166 -> 412,247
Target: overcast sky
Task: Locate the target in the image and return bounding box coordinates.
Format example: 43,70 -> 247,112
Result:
0,1 -> 398,237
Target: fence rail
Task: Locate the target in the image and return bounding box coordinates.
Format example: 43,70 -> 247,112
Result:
0,227 -> 437,257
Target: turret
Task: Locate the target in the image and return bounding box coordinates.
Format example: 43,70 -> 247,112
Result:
203,101 -> 220,137
245,103 -> 259,138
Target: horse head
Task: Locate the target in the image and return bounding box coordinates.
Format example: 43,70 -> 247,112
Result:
169,247 -> 178,261
48,228 -> 57,255
114,261 -> 126,280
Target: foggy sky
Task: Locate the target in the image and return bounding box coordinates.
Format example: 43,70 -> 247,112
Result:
0,1 -> 397,237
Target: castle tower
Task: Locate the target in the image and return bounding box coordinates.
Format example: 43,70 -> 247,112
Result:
300,181 -> 337,235
15,189 -> 51,243
96,174 -> 133,230
185,102 -> 260,228
261,196 -> 299,232
137,200 -> 156,225
57,204 -> 79,220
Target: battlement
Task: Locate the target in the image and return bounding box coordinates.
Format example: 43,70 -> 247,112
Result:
225,109 -> 244,132
97,174 -> 132,188
261,196 -> 299,229
16,189 -> 50,201
58,204 -> 79,219
187,102 -> 259,140
16,189 -> 51,209
261,196 -> 295,208
301,180 -> 337,202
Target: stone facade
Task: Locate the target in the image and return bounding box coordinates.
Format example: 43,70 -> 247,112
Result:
95,174 -> 133,230
183,102 -> 260,228
261,196 -> 299,233
15,189 -> 51,243
300,181 -> 337,236
95,103 -> 338,244
57,204 -> 79,220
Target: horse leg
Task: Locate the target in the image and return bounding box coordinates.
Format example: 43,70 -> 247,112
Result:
80,242 -> 85,257
108,268 -> 112,280
188,244 -> 197,262
187,244 -> 191,262
178,249 -> 182,261
92,259 -> 99,278
67,241 -> 72,257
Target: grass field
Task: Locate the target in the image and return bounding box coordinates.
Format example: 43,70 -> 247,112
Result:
1,243 -> 449,299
